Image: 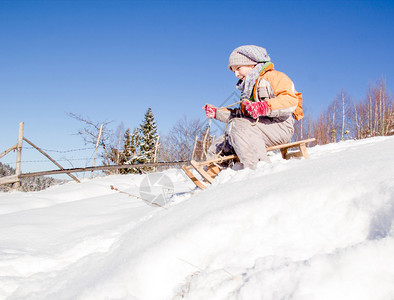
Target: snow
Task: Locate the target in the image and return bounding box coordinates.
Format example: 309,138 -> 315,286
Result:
1,136 -> 394,300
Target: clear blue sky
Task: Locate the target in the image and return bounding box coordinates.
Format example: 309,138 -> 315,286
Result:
1,0 -> 393,173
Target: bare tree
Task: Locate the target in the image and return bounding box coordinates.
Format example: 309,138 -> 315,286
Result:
68,113 -> 113,165
389,110 -> 394,135
316,89 -> 353,144
107,123 -> 125,172
312,113 -> 331,145
351,79 -> 393,139
159,116 -> 208,162
372,80 -> 393,136
325,98 -> 340,143
293,109 -> 313,143
301,79 -> 392,145
334,89 -> 354,140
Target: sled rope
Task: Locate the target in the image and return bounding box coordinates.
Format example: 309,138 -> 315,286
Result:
207,100 -> 242,111
110,185 -> 168,210
221,100 -> 243,108
202,119 -> 212,160
216,119 -> 233,158
176,257 -> 236,279
208,99 -> 259,158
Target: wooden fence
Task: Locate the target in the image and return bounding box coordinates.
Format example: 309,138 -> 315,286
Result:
0,122 -> 190,189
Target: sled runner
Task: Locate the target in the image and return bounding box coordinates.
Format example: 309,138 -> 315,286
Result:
183,138 -> 315,189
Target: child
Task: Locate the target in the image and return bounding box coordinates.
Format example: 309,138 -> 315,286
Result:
203,45 -> 303,169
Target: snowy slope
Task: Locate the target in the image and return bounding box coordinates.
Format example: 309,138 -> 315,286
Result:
1,136 -> 394,300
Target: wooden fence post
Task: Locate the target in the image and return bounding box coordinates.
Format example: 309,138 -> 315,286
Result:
12,122 -> 24,189
191,135 -> 198,161
91,124 -> 103,179
153,135 -> 160,172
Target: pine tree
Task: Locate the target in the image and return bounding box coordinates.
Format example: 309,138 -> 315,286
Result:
108,108 -> 159,174
120,128 -> 144,174
139,107 -> 159,171
119,129 -> 132,174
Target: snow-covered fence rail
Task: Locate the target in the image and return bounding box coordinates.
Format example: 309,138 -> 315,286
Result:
0,175 -> 19,185
1,160 -> 190,187
18,161 -> 190,178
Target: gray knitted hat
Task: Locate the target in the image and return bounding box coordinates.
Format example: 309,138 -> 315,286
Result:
228,45 -> 271,70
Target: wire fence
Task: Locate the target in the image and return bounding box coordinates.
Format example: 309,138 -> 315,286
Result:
1,146 -> 97,167
20,146 -> 96,153
0,122 -> 188,188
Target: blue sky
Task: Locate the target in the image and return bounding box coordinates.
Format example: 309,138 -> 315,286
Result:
1,0 -> 393,173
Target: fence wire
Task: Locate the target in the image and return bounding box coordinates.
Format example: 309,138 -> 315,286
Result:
0,145 -> 98,168
20,146 -> 96,153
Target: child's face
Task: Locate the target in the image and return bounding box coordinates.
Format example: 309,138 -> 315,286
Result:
231,65 -> 255,80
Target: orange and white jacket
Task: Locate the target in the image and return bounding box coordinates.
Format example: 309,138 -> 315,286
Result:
217,63 -> 304,122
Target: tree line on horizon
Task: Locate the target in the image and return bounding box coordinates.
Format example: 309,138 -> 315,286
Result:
293,79 -> 393,144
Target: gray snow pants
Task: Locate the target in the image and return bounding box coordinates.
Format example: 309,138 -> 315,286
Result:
207,116 -> 294,169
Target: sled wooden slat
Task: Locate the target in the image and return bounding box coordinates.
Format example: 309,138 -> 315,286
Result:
269,138 -> 315,160
299,143 -> 309,159
265,138 -> 315,152
182,165 -> 206,189
191,160 -> 214,184
195,154 -> 238,166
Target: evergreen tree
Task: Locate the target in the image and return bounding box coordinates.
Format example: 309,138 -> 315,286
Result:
118,129 -> 132,174
108,108 -> 159,174
117,128 -> 143,174
109,127 -> 141,174
123,128 -> 143,174
139,107 -> 159,171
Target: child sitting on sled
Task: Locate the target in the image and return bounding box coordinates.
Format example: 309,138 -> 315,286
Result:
203,45 -> 303,169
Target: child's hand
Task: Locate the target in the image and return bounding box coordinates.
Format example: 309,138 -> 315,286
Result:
243,101 -> 269,119
202,104 -> 216,119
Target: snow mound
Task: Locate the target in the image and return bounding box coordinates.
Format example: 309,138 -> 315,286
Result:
1,136 -> 394,299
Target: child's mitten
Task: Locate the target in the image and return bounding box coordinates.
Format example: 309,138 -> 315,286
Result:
202,104 -> 216,119
243,101 -> 269,119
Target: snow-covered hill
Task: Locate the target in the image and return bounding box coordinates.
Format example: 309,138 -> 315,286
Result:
1,136 -> 394,300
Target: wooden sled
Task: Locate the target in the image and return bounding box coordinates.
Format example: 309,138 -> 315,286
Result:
183,138 -> 315,189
